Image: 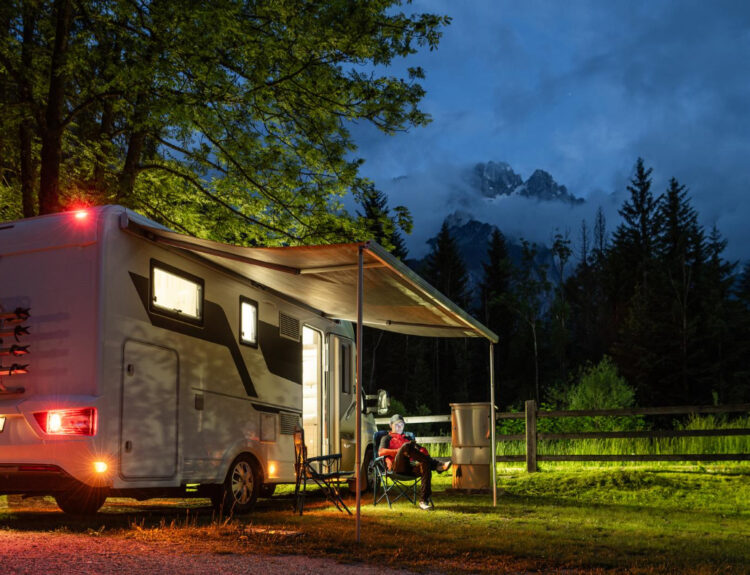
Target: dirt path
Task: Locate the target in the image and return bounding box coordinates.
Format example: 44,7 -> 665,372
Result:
0,531 -> 430,575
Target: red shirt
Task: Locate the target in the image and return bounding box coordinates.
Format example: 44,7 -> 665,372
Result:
378,432 -> 428,469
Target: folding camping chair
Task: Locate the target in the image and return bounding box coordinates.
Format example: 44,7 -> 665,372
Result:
293,428 -> 353,515
371,430 -> 422,507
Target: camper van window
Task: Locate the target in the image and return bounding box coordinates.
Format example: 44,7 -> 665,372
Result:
151,262 -> 204,323
240,297 -> 258,347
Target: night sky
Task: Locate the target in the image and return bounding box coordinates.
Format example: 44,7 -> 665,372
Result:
352,0 -> 750,260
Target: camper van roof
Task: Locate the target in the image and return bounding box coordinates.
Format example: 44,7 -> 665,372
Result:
24,206 -> 496,341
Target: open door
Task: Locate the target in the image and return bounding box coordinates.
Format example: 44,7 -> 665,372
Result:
302,326 -> 332,459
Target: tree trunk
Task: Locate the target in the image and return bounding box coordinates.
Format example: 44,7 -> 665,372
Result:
17,0 -> 38,217
93,99 -> 115,192
117,129 -> 146,202
531,321 -> 539,403
38,0 -> 73,214
19,120 -> 35,217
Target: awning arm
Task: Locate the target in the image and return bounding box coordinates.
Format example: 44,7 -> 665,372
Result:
299,262 -> 386,275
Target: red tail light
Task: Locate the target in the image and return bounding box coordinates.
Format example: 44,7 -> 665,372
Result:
33,408 -> 97,436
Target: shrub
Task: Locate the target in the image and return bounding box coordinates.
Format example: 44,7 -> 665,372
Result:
564,357 -> 643,432
568,356 -> 634,410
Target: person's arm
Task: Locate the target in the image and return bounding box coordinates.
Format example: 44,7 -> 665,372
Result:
378,434 -> 399,458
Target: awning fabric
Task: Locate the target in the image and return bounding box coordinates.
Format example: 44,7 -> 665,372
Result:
123,212 -> 498,342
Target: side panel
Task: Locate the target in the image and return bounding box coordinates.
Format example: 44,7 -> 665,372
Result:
100,220 -> 321,487
120,340 -> 178,479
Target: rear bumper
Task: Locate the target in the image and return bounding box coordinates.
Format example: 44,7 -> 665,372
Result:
0,464 -> 81,495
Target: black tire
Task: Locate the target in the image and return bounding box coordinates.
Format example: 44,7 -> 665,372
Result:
54,486 -> 107,515
212,454 -> 260,515
348,447 -> 373,493
259,483 -> 276,498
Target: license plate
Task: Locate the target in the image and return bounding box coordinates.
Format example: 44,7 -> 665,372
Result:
0,417 -> 5,432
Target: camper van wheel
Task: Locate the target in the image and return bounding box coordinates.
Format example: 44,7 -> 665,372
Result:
348,447 -> 373,493
212,454 -> 260,515
54,486 -> 107,515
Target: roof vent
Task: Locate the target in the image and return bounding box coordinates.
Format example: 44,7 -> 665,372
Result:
279,312 -> 300,341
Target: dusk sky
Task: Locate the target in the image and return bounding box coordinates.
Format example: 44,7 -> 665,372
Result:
351,0 -> 750,260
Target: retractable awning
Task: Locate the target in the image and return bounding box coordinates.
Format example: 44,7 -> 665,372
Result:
122,212 -> 498,343
122,208 -> 499,535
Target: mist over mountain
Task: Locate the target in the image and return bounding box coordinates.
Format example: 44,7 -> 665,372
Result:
377,160 -> 612,263
408,210 -> 559,307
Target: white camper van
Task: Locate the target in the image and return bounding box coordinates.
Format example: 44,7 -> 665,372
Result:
0,206 -> 385,514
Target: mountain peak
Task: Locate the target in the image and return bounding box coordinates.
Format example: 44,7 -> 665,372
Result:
469,161 -> 583,205
471,161 -> 523,198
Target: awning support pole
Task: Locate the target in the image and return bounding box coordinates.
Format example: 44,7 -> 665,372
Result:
355,245 -> 364,542
490,342 -> 497,507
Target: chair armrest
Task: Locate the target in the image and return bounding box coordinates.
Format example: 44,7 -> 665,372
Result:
307,453 -> 342,464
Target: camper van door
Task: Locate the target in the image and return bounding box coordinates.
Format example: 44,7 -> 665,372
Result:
121,340 -> 179,479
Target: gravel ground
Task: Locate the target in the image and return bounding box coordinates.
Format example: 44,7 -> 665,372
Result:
0,531 -> 433,575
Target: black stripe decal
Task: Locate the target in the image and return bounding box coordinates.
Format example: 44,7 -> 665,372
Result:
129,272 -> 257,398
258,320 -> 302,385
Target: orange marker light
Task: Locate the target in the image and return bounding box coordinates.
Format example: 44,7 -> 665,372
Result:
93,461 -> 108,473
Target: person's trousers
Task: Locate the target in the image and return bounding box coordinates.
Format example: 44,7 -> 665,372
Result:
392,442 -> 436,503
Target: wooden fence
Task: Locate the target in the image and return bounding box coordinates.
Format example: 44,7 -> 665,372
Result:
376,401 -> 750,472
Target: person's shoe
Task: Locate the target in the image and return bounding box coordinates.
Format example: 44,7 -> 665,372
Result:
418,499 -> 434,511
436,460 -> 452,473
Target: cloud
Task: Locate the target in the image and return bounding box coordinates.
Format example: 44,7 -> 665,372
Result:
377,164 -> 622,259
353,0 -> 750,262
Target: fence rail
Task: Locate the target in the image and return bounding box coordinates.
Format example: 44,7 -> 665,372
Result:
376,401 -> 750,471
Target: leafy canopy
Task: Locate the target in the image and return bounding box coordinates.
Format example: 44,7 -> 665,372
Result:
0,0 -> 449,245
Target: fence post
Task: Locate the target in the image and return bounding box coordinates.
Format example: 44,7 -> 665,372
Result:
525,399 -> 538,472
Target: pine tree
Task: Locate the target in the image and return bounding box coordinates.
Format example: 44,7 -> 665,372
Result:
505,240 -> 551,403
652,178 -> 705,403
696,225 -> 740,403
550,230 -> 573,382
608,159 -> 663,403
356,185 -> 410,259
356,185 -> 410,395
479,228 -> 516,404
567,215 -> 611,366
610,158 -> 662,299
423,221 -> 470,308
421,221 -> 471,409
731,262 -> 750,402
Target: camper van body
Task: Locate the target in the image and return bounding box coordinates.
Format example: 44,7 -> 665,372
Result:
0,206 -> 376,512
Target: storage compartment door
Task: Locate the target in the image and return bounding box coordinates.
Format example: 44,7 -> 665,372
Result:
121,340 -> 179,479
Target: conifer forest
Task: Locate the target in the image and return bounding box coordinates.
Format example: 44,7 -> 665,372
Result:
361,159 -> 750,414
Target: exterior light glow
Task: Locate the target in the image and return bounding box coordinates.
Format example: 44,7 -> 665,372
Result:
74,210 -> 88,220
93,461 -> 108,473
268,462 -> 277,476
48,412 -> 63,433
33,408 -> 97,436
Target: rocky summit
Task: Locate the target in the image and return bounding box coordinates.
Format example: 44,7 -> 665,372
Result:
469,161 -> 584,205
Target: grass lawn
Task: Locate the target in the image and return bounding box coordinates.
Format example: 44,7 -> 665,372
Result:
2,465 -> 749,574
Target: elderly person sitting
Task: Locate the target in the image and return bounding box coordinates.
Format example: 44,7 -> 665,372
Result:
377,414 -> 451,510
